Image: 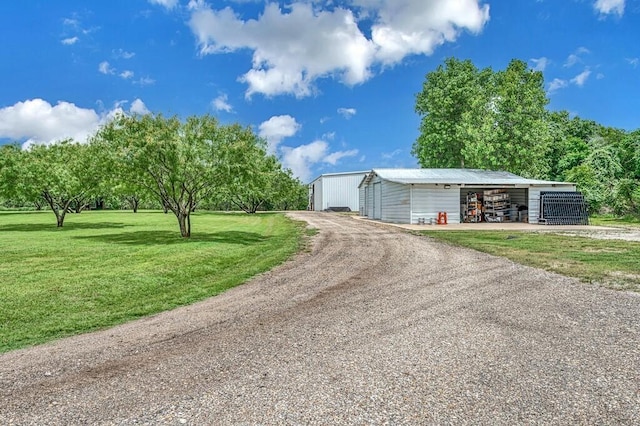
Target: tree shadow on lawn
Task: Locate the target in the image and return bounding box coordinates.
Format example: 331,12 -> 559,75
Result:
73,230 -> 268,246
0,222 -> 132,232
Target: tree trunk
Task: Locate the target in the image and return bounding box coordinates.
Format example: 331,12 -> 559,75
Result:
132,197 -> 139,213
56,211 -> 66,227
176,211 -> 191,238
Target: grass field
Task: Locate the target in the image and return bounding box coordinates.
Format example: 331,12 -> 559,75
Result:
419,230 -> 640,293
0,210 -> 305,353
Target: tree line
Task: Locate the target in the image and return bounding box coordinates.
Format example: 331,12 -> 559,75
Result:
0,114 -> 308,237
413,57 -> 640,217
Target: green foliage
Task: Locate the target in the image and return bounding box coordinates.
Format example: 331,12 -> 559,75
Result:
0,141 -> 102,226
414,57 -> 640,217
0,210 -> 306,353
94,114 -> 230,237
413,58 -> 551,177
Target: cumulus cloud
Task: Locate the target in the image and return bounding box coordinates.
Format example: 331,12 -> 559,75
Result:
281,141 -> 328,182
188,0 -> 490,98
130,98 -> 150,115
98,61 -> 115,74
212,94 -> 233,113
61,36 -> 79,45
530,57 -> 549,72
564,47 -> 590,68
0,99 -> 100,146
149,0 -> 179,10
280,140 -> 359,182
594,0 -> 625,16
571,69 -> 591,86
0,98 -> 148,147
547,78 -> 568,94
337,107 -> 357,119
258,115 -> 301,153
120,70 -> 135,79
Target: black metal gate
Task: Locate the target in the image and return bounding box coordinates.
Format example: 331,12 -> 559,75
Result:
539,192 -> 589,225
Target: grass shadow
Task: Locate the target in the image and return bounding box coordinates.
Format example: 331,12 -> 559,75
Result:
0,222 -> 132,232
73,230 -> 268,246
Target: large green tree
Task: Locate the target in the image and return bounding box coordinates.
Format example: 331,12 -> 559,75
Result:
93,114 -> 277,237
413,58 -> 551,177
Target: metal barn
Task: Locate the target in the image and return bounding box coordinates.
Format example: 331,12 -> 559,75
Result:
358,169 -> 581,225
309,171 -> 368,212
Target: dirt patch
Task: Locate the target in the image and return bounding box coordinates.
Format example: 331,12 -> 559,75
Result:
1,212 -> 639,424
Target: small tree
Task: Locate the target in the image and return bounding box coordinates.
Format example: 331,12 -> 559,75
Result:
0,141 -> 102,227
95,114 -> 229,238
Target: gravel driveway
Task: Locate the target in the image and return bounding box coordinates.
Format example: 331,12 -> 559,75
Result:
1,212 -> 639,425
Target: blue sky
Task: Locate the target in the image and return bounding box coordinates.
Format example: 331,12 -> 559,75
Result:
0,0 -> 638,182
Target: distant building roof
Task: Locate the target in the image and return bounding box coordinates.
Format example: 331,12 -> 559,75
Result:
309,170 -> 369,184
360,168 -> 573,186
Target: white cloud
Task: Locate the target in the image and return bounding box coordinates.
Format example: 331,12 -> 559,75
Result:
61,36 -> 79,45
337,107 -> 357,119
365,0 -> 490,65
258,115 -> 301,153
98,61 -> 115,74
626,58 -> 639,68
530,57 -> 549,72
212,94 -> 233,113
571,69 -> 591,86
594,0 -> 625,16
281,140 -> 328,182
381,149 -> 402,159
130,98 -> 150,115
149,0 -> 179,10
0,99 -> 100,146
0,98 -> 148,147
322,131 -> 336,140
120,70 -> 135,79
188,0 -> 490,98
280,139 -> 359,182
564,47 -> 590,68
135,76 -> 156,86
547,78 -> 568,94
113,49 -> 136,59
324,149 -> 359,165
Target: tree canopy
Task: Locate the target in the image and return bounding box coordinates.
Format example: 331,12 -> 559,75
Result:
413,57 -> 640,217
413,58 -> 551,177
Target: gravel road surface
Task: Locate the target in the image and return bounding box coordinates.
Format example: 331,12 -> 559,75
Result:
1,212 -> 639,425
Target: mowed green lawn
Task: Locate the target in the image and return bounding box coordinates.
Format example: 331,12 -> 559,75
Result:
420,230 -> 640,293
0,210 -> 305,353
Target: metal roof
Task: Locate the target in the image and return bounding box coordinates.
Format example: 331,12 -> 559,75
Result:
309,170 -> 369,185
360,168 -> 573,186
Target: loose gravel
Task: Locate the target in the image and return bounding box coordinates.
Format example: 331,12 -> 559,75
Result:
1,212 -> 639,425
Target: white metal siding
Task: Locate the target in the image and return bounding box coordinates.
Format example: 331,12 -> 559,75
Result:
310,173 -> 367,211
381,181 -> 410,223
411,184 -> 461,224
359,187 -> 366,216
311,180 -> 322,212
